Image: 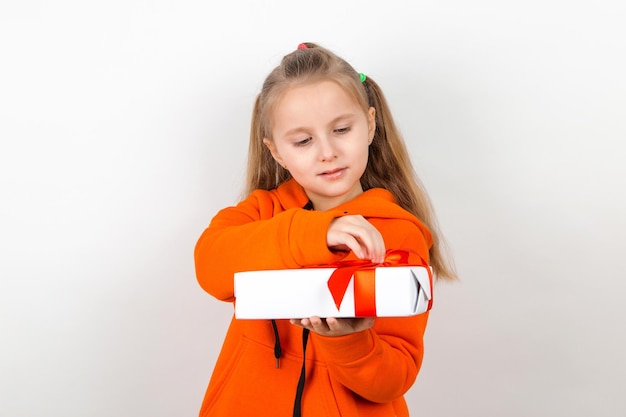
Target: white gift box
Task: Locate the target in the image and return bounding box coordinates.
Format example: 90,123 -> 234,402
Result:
234,266 -> 432,319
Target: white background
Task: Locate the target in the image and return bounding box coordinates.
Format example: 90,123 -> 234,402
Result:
1,1 -> 625,416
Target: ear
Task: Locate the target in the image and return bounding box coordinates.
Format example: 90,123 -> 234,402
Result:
263,138 -> 285,167
367,107 -> 376,143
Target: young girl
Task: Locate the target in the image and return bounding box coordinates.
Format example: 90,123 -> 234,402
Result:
194,42 -> 456,417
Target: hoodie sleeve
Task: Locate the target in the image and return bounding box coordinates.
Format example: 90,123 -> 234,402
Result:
311,217 -> 432,402
314,313 -> 429,403
194,191 -> 348,302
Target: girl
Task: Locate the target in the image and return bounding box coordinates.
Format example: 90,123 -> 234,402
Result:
194,42 -> 456,417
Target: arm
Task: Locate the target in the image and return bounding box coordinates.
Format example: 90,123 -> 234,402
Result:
314,313 -> 428,403
194,192 -> 347,301
311,219 -> 432,402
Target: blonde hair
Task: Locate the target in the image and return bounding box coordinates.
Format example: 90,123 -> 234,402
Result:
245,43 -> 456,280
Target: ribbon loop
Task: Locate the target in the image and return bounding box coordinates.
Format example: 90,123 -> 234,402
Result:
326,250 -> 414,316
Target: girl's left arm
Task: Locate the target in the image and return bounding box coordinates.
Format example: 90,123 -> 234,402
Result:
312,218 -> 432,402
312,312 -> 428,403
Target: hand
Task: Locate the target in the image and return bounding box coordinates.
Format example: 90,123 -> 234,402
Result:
290,316 -> 375,337
327,215 -> 386,263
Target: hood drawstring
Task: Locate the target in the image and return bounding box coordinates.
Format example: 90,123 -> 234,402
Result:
293,328 -> 310,417
270,321 -> 310,417
271,319 -> 282,368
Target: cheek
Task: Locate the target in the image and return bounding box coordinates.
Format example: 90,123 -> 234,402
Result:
281,149 -> 308,169
349,146 -> 369,172
359,137 -> 371,159
361,149 -> 370,166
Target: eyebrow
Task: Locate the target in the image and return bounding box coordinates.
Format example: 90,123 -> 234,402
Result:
282,113 -> 357,136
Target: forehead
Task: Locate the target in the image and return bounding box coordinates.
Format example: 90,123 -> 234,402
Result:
271,81 -> 362,128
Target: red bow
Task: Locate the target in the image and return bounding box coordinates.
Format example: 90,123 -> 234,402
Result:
325,250 -> 430,316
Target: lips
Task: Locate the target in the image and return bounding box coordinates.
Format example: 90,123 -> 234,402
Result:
319,167 -> 346,179
320,168 -> 342,175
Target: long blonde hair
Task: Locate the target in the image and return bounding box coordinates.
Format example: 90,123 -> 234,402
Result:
245,43 -> 456,280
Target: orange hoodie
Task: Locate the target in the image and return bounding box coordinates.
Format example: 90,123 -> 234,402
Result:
194,179 -> 433,417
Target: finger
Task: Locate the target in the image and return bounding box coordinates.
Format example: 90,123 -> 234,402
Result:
361,229 -> 385,263
338,227 -> 377,260
290,318 -> 304,327
344,219 -> 385,262
325,317 -> 371,334
370,235 -> 386,263
353,230 -> 385,263
290,318 -> 311,328
331,317 -> 374,333
341,235 -> 368,259
368,231 -> 386,263
308,316 -> 331,333
324,317 -> 345,332
327,216 -> 386,262
357,317 -> 376,331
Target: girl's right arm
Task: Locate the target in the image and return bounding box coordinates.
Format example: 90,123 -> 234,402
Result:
194,192 -> 348,302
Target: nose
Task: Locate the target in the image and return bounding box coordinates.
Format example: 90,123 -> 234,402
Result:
318,136 -> 337,161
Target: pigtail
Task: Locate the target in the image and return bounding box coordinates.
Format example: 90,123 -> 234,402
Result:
362,77 -> 457,281
246,95 -> 266,195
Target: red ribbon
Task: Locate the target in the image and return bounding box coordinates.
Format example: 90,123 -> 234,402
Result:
326,249 -> 431,316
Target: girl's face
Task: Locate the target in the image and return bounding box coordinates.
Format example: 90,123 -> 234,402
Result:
264,80 -> 376,211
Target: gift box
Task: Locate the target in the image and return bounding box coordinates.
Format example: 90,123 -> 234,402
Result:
234,255 -> 432,319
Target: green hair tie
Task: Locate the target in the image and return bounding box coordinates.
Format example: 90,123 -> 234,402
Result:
359,73 -> 367,83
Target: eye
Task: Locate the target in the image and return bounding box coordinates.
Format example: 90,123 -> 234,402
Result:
334,126 -> 351,134
294,137 -> 312,147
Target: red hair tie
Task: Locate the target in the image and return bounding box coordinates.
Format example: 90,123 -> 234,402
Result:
297,43 -> 308,50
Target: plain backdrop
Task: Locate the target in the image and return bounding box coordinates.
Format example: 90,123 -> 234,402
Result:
1,1 -> 625,416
